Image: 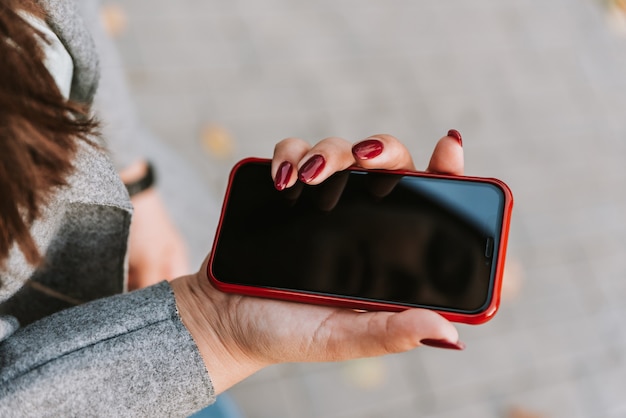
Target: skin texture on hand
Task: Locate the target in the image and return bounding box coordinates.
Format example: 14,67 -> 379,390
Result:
172,132 -> 465,395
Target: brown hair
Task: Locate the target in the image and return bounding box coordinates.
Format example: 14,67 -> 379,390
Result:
0,0 -> 98,267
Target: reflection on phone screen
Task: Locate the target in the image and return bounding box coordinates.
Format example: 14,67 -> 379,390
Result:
212,162 -> 506,313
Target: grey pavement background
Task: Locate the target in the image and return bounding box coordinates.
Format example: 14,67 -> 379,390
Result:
105,0 -> 626,416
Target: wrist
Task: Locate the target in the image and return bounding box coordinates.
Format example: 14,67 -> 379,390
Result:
170,270 -> 266,394
120,160 -> 156,197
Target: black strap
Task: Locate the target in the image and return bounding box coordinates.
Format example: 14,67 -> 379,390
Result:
124,162 -> 156,197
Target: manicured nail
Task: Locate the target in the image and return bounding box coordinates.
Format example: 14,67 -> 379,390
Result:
420,338 -> 466,350
298,154 -> 325,183
447,129 -> 463,146
352,138 -> 384,160
274,161 -> 293,191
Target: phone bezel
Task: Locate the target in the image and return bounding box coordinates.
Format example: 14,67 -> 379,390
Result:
207,157 -> 514,325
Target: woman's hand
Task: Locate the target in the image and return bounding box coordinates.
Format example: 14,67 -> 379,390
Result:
120,160 -> 190,290
126,188 -> 190,289
171,131 -> 465,395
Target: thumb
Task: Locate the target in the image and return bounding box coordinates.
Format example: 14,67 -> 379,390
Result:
313,308 -> 464,361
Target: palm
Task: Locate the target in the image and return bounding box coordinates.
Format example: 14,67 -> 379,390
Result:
215,287 -> 448,365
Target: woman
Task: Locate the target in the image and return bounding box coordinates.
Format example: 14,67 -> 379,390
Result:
0,0 -> 465,415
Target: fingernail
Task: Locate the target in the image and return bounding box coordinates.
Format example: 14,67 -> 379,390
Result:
298,154 -> 325,183
420,338 -> 466,351
274,161 -> 293,191
352,138 -> 384,160
447,129 -> 463,146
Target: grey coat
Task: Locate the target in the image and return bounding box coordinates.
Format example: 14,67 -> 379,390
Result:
0,1 -> 215,415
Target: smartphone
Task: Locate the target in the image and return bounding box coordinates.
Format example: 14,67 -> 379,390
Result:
208,158 -> 513,324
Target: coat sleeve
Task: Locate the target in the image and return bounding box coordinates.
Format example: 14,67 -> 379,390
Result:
0,281 -> 215,417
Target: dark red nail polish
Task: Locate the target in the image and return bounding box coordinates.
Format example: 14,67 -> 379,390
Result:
420,338 -> 466,351
274,161 -> 293,191
447,129 -> 463,146
352,139 -> 384,160
298,154 -> 325,183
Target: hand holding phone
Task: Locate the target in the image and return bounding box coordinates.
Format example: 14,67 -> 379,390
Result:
175,134 -> 504,394
208,135 -> 513,324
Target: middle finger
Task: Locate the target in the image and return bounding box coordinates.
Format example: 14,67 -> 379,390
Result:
297,136 -> 355,185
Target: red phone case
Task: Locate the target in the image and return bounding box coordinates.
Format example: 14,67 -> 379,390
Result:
208,158 -> 514,325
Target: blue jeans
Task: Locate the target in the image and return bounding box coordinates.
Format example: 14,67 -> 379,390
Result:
191,393 -> 244,418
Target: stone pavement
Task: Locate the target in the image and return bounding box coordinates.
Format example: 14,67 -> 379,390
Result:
107,0 -> 626,416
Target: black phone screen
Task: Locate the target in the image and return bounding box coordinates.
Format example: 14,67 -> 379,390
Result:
211,161 -> 507,313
